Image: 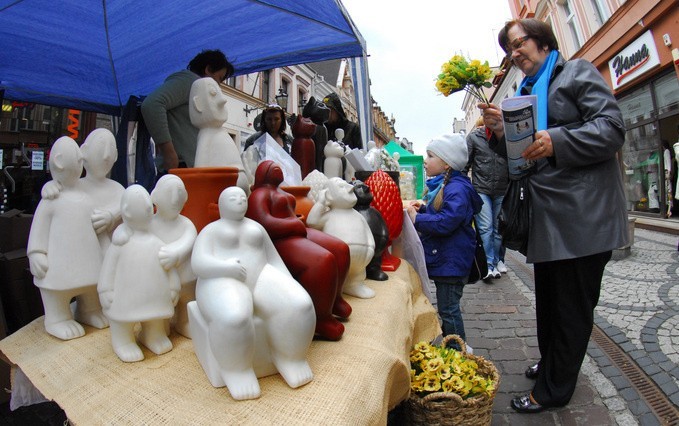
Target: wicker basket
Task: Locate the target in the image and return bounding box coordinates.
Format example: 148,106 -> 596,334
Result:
407,335 -> 500,426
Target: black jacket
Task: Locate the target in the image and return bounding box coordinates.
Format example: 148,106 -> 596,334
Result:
464,127 -> 508,197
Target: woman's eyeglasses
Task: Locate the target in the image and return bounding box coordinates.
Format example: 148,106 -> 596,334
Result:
506,36 -> 531,58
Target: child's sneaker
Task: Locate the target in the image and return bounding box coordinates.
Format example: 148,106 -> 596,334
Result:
496,260 -> 508,273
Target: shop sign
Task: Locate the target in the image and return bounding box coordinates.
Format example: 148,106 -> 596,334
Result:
67,109 -> 80,140
31,150 -> 44,171
609,30 -> 661,90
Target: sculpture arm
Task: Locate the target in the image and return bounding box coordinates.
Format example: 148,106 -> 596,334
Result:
191,232 -> 247,281
26,201 -> 52,278
158,218 -> 198,270
305,190 -> 329,230
40,180 -> 62,200
97,244 -> 121,309
247,191 -> 307,239
91,208 -> 115,235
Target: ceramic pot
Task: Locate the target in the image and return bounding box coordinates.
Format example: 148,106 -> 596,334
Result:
281,185 -> 314,225
169,167 -> 239,232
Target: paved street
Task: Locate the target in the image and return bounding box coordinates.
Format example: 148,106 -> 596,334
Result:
439,227 -> 679,425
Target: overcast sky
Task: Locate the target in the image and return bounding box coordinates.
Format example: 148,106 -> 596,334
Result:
341,0 -> 512,155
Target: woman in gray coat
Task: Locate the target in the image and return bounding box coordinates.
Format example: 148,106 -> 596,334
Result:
480,18 -> 628,413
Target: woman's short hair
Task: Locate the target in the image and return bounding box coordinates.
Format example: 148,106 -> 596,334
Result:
498,18 -> 559,55
188,49 -> 235,80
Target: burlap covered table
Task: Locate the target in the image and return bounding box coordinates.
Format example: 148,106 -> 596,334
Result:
0,260 -> 440,425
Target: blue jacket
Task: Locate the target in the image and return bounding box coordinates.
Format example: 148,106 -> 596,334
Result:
415,174 -> 483,278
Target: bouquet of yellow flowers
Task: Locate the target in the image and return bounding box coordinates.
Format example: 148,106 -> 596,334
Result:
436,55 -> 494,104
410,339 -> 496,399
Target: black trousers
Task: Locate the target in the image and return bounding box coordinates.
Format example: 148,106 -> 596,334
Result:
531,250 -> 612,407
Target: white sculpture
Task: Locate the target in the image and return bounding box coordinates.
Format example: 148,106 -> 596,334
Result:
306,177 -> 376,299
41,128 -> 125,253
189,77 -> 249,194
99,185 -> 180,362
27,137 -> 108,340
150,175 -> 197,338
189,186 -> 315,401
323,141 -> 344,179
301,169 -> 329,202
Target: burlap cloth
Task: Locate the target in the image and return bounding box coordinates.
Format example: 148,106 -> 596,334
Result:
0,260 -> 440,425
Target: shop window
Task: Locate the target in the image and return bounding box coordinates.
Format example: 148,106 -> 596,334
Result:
262,70 -> 271,103
618,84 -> 654,126
653,73 -> 679,116
590,0 -> 610,28
622,122 -> 660,212
561,0 -> 583,50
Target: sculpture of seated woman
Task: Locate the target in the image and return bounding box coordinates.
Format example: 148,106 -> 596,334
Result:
307,177 -> 376,298
27,137 -> 108,340
189,186 -> 315,400
99,185 -> 180,362
150,175 -> 197,338
245,161 -> 351,341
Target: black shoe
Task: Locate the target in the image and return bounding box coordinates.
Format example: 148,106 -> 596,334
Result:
525,363 -> 539,379
510,394 -> 544,413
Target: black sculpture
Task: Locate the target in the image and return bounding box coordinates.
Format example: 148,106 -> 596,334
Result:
352,180 -> 389,281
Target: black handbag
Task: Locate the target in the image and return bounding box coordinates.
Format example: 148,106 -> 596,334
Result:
467,218 -> 488,284
498,175 -> 531,255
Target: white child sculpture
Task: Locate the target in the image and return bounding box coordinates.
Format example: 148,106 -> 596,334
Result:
150,175 -> 197,338
99,185 -> 180,362
189,77 -> 249,194
27,137 -> 108,340
189,186 -> 315,401
306,177 -> 376,299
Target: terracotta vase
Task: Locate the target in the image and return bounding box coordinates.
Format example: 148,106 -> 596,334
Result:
363,170 -> 403,271
281,185 -> 314,225
169,167 -> 239,233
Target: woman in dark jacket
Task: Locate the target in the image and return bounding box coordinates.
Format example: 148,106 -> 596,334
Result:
480,18 -> 628,413
406,134 -> 483,345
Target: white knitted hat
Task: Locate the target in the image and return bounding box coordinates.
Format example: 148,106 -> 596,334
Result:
426,134 -> 468,171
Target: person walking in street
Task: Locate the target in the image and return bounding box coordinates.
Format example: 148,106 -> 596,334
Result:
142,50 -> 235,172
406,134 -> 483,347
465,117 -> 509,282
480,18 -> 628,413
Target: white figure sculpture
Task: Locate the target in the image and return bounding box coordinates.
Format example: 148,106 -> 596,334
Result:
189,186 -> 315,401
306,177 -> 376,299
150,175 -> 197,338
301,169 -> 329,202
99,185 -> 180,362
41,128 -> 125,253
323,141 -> 344,179
27,137 -> 108,340
189,77 -> 249,194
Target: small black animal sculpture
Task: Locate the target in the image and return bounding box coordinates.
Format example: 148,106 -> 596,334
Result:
352,180 -> 389,281
302,96 -> 330,172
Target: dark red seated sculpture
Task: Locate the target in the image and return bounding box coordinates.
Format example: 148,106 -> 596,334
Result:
245,160 -> 351,341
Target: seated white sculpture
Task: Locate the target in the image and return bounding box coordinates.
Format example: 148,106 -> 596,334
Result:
27,137 -> 109,340
189,77 -> 249,194
99,185 -> 180,362
306,177 -> 376,299
189,186 -> 315,401
150,175 -> 197,338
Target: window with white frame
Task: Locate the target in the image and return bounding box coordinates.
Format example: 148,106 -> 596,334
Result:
590,0 -> 611,28
561,0 -> 583,50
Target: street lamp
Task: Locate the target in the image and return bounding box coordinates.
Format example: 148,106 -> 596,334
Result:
274,88 -> 288,111
297,95 -> 307,116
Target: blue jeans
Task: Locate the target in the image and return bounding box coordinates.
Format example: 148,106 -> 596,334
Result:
435,280 -> 465,342
476,193 -> 504,269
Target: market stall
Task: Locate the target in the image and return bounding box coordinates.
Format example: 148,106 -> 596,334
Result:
0,261 -> 440,424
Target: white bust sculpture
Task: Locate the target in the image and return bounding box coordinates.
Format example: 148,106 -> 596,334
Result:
189,186 -> 315,401
27,137 -> 108,340
306,177 -> 376,299
189,77 -> 249,194
150,175 -> 197,338
99,185 -> 180,362
323,141 -> 344,179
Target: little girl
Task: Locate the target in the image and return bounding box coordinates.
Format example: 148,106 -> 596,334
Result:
407,134 -> 483,345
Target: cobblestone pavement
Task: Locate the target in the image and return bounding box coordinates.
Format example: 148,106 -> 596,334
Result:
427,227 -> 679,425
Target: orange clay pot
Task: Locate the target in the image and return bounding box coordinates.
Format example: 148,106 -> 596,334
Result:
169,167 -> 239,233
280,185 -> 314,225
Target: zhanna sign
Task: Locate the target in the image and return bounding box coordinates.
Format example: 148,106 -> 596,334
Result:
608,30 -> 661,91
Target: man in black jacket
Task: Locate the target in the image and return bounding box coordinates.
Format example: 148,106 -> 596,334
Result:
323,93 -> 363,150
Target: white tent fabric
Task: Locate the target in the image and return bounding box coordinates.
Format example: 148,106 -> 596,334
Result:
0,0 -> 368,116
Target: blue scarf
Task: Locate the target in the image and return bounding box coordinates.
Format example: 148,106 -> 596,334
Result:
423,171 -> 461,205
516,50 -> 559,131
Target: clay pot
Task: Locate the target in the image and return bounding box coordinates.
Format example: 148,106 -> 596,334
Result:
169,167 -> 239,233
281,185 -> 314,225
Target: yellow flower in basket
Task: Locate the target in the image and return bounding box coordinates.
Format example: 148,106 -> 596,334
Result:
436,54 -> 494,104
409,338 -> 497,399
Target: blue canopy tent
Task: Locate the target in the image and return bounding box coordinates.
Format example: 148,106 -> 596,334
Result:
0,0 -> 372,143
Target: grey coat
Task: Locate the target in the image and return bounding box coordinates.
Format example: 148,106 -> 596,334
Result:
465,126 -> 509,197
493,54 -> 629,263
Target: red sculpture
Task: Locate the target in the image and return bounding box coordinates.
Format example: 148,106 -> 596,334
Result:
246,161 -> 351,341
291,115 -> 316,180
364,170 -> 403,271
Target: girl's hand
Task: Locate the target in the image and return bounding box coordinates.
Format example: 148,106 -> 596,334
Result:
406,205 -> 418,224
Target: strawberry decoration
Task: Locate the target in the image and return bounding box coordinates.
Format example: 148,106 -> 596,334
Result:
365,169 -> 402,271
